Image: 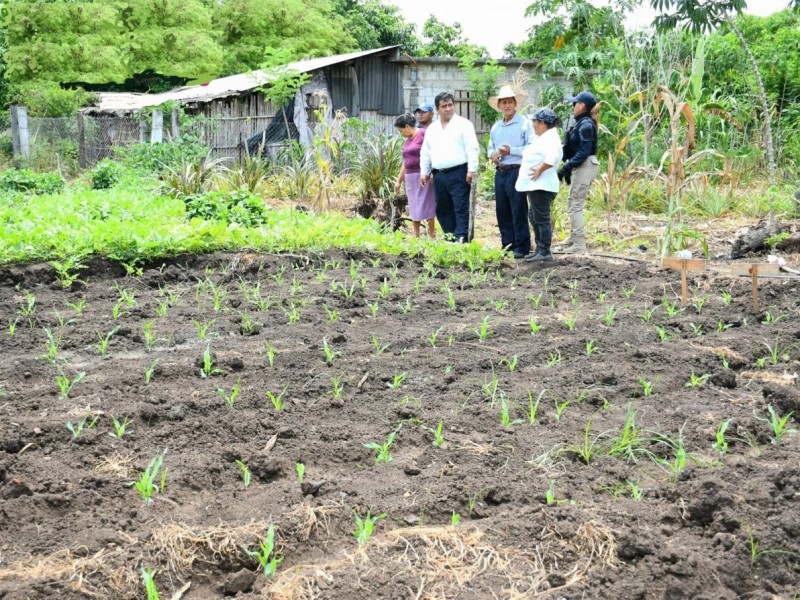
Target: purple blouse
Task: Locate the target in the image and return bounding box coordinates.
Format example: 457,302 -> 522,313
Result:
402,128 -> 426,174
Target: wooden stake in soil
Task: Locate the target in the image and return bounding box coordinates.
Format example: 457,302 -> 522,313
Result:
730,262 -> 782,312
661,257 -> 706,305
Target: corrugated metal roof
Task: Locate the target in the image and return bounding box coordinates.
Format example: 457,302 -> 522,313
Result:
88,46 -> 400,114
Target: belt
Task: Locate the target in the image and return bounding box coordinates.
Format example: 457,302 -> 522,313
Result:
496,164 -> 521,172
431,163 -> 467,175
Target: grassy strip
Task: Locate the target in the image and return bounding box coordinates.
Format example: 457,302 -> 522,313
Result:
0,178 -> 504,268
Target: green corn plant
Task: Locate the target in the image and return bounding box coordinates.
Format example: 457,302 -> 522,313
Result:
689,322 -> 703,336
92,326 -> 120,356
389,372 -> 407,389
399,297 -> 415,313
499,396 -> 522,429
145,359 -> 159,385
607,403 -> 646,462
266,385 -> 288,411
545,480 -> 558,505
40,327 -> 62,363
685,370 -> 710,388
352,510 -> 385,545
622,285 -> 637,298
661,297 -> 680,318
712,419 -> 732,458
239,312 -> 257,336
322,338 -> 340,364
331,375 -> 344,400
286,303 -> 300,324
289,277 -> 302,296
133,449 -> 167,505
142,321 -> 158,351
720,289 -> 732,305
19,290 -> 36,317
526,292 -> 543,309
141,566 -> 160,600
427,326 -> 444,348
546,350 -> 562,367
7,318 -> 18,336
52,309 -> 74,329
638,306 -> 655,322
377,280 -> 390,300
115,284 -> 137,308
654,325 -> 671,343
638,377 -> 655,397
66,415 -> 99,438
474,315 -> 491,342
56,370 -> 85,399
109,415 -> 132,439
264,341 -> 276,367
217,378 -> 241,409
364,431 -> 397,463
444,287 -> 457,311
372,335 -> 390,355
561,416 -> 603,465
236,460 -> 252,488
426,420 -> 445,447
200,346 -> 222,378
597,291 -> 607,303
602,305 -> 618,327
761,404 -> 795,444
323,304 -> 339,323
528,390 -> 546,425
529,315 -> 541,335
552,393 -> 570,420
366,300 -> 379,319
246,522 -> 282,576
193,318 -> 215,340
717,321 -> 732,332
585,340 -> 598,356
564,310 -> 579,331
762,337 -> 791,366
451,511 -> 460,527
499,355 -> 518,372
761,311 -> 784,325
295,462 -> 305,483
691,295 -> 708,314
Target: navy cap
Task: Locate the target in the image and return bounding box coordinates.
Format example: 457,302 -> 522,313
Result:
567,91 -> 597,108
415,103 -> 434,113
532,107 -> 560,126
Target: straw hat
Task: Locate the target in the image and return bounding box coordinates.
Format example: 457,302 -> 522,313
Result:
488,85 -> 525,111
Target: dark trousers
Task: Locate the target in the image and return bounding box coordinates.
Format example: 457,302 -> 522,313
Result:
433,164 -> 471,241
494,168 -> 530,254
527,190 -> 557,256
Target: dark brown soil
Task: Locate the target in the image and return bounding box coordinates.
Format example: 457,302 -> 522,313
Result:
1,251 -> 799,599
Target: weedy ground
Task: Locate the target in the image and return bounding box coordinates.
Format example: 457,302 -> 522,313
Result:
0,250 -> 799,599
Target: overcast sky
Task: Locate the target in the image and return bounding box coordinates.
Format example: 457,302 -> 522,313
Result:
385,0 -> 792,57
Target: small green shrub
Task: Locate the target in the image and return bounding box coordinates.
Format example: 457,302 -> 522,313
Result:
117,136 -> 209,174
0,169 -> 65,195
91,159 -> 125,189
184,188 -> 270,226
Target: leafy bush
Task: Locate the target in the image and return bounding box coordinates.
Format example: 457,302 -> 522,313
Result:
91,159 -> 125,189
0,169 -> 65,195
184,188 -> 270,227
10,82 -> 97,117
117,135 -> 209,174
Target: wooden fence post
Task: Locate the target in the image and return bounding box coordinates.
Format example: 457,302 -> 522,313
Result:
150,110 -> 163,143
171,108 -> 180,140
10,106 -> 30,165
77,112 -> 87,169
139,117 -> 148,143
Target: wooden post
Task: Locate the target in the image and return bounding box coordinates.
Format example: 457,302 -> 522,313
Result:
150,110 -> 163,143
730,263 -> 781,313
77,112 -> 87,169
661,257 -> 707,305
680,261 -> 688,305
139,118 -> 148,143
10,106 -> 30,164
171,108 -> 180,141
750,265 -> 759,312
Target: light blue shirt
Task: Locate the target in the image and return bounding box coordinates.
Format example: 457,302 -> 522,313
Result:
487,113 -> 534,167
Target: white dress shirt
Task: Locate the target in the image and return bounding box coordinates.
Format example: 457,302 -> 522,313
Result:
515,127 -> 563,193
420,114 -> 480,176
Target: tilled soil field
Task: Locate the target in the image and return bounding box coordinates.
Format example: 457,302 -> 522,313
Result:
0,250 -> 798,599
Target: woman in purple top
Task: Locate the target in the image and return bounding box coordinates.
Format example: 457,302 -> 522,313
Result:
394,113 -> 437,238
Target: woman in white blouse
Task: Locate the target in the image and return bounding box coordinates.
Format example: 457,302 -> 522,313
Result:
515,108 -> 563,263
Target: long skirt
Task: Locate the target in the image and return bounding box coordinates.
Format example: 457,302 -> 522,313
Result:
404,171 -> 437,221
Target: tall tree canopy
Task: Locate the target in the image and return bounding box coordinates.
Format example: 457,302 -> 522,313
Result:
332,0 -> 421,55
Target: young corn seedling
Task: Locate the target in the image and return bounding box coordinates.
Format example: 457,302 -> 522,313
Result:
322,338 -> 340,365
372,335 -> 390,356
473,315 -> 491,342
622,285 -> 637,298
602,305 -> 618,327
655,430 -> 688,480
364,431 -> 397,463
142,321 -> 159,351
691,295 -> 708,314
246,523 -> 282,575
688,322 -> 703,336
19,290 -> 36,317
720,289 -> 732,305
264,341 -> 276,367
109,415 -> 132,439
564,310 -> 579,331
499,396 -> 523,429
552,393 -> 570,420
761,404 -> 795,444
352,511 -> 385,545
40,327 -> 62,364
597,291 -> 607,303
529,315 -> 541,335
546,350 -> 562,367
377,280 -> 390,300
585,339 -> 598,356
266,385 -> 288,411
499,355 -> 518,372
144,359 -> 159,385
427,326 -> 443,348
56,370 -> 85,399
239,312 -> 258,336
638,377 -> 655,397
717,320 -> 732,332
399,297 -> 415,313
217,378 -> 241,409
712,419 -> 732,458
638,306 -> 655,323
451,511 -> 461,527
685,370 -> 710,388
7,318 -> 18,336
445,287 -> 457,311
762,337 -> 792,366
606,404 -> 647,462
761,311 -> 784,325
133,449 -> 167,505
389,372 -> 407,390
654,325 -> 671,343
66,414 -> 99,438
193,318 -> 215,340
528,390 -> 546,425
286,303 -> 300,324
561,416 -> 604,465
323,304 -> 339,323
92,326 -> 120,356
425,420 -> 445,447
115,284 -> 137,308
492,298 -> 508,312
627,480 -> 644,500
141,566 -> 160,600
52,309 -> 75,329
661,298 -> 680,318
366,300 -> 380,319
289,277 -> 302,296
526,292 -> 543,309
200,346 -> 222,378
331,375 -> 344,400
295,462 -> 305,483
236,460 -> 252,488
545,480 -> 558,505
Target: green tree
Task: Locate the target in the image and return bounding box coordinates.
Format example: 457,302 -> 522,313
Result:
259,47 -> 311,137
418,16 -> 487,58
214,0 -> 355,75
333,0 -> 420,54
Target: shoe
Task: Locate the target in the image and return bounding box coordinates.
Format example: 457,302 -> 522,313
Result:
525,253 -> 553,263
561,243 -> 587,254
513,251 -> 526,259
524,252 -> 538,260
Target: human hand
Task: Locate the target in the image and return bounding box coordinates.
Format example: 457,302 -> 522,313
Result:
420,175 -> 428,188
466,171 -> 474,185
394,180 -> 402,195
557,168 -> 571,185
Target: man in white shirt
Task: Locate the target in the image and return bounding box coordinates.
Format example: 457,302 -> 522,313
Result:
420,92 -> 480,242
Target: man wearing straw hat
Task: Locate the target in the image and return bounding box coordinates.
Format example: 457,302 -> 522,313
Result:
487,85 -> 534,259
